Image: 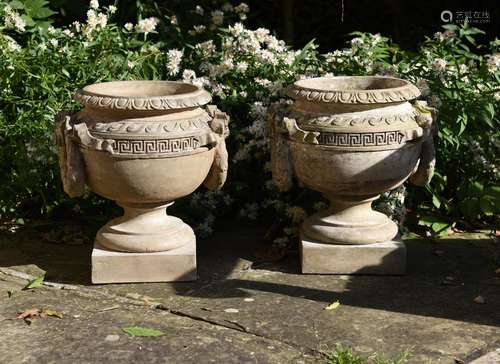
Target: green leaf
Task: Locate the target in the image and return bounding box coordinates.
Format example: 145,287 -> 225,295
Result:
442,24 -> 459,31
34,20 -> 52,32
432,195 -> 441,209
9,1 -> 25,9
484,186 -> 500,202
23,275 -> 45,290
462,26 -> 485,35
485,103 -> 495,121
20,14 -> 36,27
418,215 -> 446,226
468,182 -> 484,198
30,7 -> 56,19
431,221 -> 450,233
122,326 -> 165,337
461,198 -> 481,220
458,119 -> 466,136
464,35 -> 476,45
479,197 -> 495,216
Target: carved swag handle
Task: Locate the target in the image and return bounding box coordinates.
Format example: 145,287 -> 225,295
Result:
55,112 -> 87,198
203,105 -> 230,190
410,100 -> 438,186
55,112 -> 117,197
268,105 -> 295,192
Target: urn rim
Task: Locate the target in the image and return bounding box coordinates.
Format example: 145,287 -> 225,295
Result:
287,76 -> 421,104
74,80 -> 212,111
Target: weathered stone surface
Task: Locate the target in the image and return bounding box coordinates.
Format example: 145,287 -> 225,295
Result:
92,240 -> 197,284
469,349 -> 500,363
301,235 -> 406,274
56,80 -> 231,283
1,225 -> 499,364
0,279 -> 311,364
271,76 -> 436,275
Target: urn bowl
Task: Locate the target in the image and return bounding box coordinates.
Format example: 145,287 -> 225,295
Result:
271,76 -> 435,245
56,80 -> 229,253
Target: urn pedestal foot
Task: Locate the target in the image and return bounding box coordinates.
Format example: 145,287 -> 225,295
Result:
301,196 -> 399,245
92,202 -> 198,283
91,239 -> 197,284
96,202 -> 194,253
300,233 -> 406,275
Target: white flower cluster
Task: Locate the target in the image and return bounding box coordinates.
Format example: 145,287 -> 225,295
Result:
188,25 -> 206,36
468,139 -> 500,180
166,49 -> 183,76
195,40 -> 216,57
1,34 -> 21,51
211,10 -> 224,26
181,69 -> 209,88
3,5 -> 26,32
432,58 -> 447,72
82,1 -> 109,37
324,49 -> 351,65
135,17 -> 159,36
208,2 -> 249,26
434,30 -> 455,43
325,34 -> 383,73
195,6 -> 204,16
190,189 -> 233,210
486,53 -> 500,73
234,3 -> 250,20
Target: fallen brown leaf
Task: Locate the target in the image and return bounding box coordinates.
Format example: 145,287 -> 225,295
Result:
17,308 -> 40,320
473,295 -> 485,304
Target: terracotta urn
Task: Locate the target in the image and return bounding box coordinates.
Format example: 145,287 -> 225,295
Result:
270,76 -> 436,274
55,80 -> 229,282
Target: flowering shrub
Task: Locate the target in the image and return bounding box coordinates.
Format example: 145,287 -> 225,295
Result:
0,1 -> 498,241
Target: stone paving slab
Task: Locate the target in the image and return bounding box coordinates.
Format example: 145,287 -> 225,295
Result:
0,275 -> 314,364
1,224 -> 499,363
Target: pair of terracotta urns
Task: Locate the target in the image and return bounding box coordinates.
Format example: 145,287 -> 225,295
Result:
56,77 -> 436,283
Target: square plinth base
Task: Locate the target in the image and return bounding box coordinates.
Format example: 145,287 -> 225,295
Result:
91,240 -> 197,284
301,235 -> 406,275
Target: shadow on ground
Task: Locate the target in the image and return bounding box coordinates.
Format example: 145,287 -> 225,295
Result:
1,220 -> 499,329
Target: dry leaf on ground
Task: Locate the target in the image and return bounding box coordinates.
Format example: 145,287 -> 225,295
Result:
324,300 -> 341,310
17,308 -> 41,320
473,295 -> 485,304
41,309 -> 63,319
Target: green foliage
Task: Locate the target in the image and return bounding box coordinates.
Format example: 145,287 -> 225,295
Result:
326,345 -> 410,364
0,7 -> 170,218
0,2 -> 498,238
323,23 -> 499,232
1,0 -> 55,31
396,22 -> 500,231
23,275 -> 45,289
